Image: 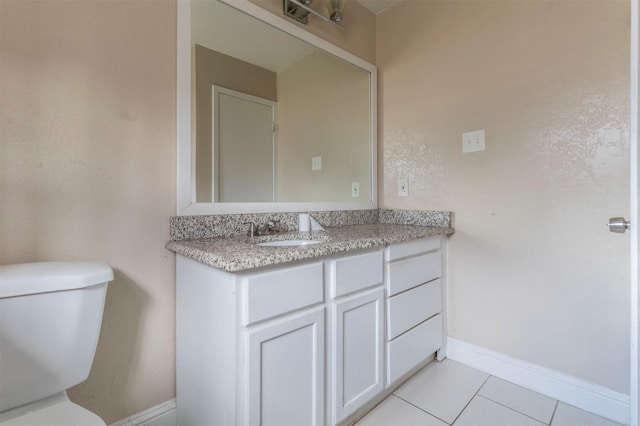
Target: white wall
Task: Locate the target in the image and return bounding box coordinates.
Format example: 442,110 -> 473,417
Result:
377,0 -> 631,394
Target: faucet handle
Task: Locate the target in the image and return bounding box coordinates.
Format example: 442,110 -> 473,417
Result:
244,221 -> 257,237
267,219 -> 281,233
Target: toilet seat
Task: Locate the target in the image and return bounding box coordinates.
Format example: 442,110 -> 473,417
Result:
0,393 -> 105,426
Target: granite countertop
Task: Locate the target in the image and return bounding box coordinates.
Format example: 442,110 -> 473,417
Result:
165,223 -> 454,273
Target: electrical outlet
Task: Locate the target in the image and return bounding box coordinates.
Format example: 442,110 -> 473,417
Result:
311,156 -> 322,171
398,177 -> 409,197
462,130 -> 485,153
351,182 -> 360,197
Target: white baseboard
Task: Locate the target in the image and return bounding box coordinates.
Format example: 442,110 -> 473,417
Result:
110,399 -> 176,426
446,337 -> 630,425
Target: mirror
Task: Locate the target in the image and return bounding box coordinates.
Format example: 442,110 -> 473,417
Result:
177,0 -> 377,215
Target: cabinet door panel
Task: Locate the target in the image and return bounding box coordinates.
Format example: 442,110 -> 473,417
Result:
246,308 -> 324,426
332,289 -> 384,424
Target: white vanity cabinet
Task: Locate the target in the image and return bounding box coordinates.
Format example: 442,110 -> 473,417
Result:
176,235 -> 446,426
384,237 -> 445,386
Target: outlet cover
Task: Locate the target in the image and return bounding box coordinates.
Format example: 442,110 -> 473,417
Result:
462,130 -> 485,153
351,182 -> 360,197
398,177 -> 409,197
311,156 -> 322,171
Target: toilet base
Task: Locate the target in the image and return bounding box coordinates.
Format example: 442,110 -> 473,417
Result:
0,392 -> 105,426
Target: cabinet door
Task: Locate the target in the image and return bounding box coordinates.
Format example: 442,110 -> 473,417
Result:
331,289 -> 384,424
245,308 -> 324,426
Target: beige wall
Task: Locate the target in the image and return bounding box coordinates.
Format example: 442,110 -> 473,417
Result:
1,0 -> 631,422
277,51 -> 371,202
378,0 -> 630,393
0,0 -> 375,423
0,0 -> 176,423
194,45 -> 277,202
248,0 -> 376,64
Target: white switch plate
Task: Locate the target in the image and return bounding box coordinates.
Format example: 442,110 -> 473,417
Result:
398,177 -> 409,197
311,156 -> 322,171
351,182 -> 359,197
462,130 -> 485,153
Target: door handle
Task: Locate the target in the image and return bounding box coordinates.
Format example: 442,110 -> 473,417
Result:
608,217 -> 630,233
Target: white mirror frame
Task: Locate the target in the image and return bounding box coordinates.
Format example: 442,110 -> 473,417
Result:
177,0 -> 378,215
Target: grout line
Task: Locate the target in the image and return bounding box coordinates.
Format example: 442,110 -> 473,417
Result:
548,400 -> 560,425
474,394 -> 549,425
392,394 -> 453,425
450,374 -> 492,425
474,375 -> 559,425
389,366 -> 566,426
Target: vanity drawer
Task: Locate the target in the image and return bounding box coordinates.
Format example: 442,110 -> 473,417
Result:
386,314 -> 443,385
242,262 -> 324,325
385,252 -> 441,297
385,237 -> 441,262
330,250 -> 383,299
386,279 -> 441,340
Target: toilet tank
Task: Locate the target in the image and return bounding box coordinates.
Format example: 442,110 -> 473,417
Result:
0,261 -> 113,412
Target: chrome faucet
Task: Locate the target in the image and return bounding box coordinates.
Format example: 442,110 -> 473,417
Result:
244,221 -> 257,237
257,219 -> 281,235
245,219 -> 282,237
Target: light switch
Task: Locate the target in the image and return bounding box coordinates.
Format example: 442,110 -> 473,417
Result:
462,130 -> 485,153
311,156 -> 322,171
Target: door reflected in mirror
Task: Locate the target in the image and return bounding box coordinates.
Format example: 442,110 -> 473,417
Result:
190,0 -> 372,204
212,86 -> 277,202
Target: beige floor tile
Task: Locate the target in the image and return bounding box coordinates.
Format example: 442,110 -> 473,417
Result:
453,396 -> 547,426
394,359 -> 489,424
355,395 -> 448,426
551,402 -> 624,426
479,377 -> 557,424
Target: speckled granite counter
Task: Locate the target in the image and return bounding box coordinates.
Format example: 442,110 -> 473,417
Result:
166,223 -> 454,273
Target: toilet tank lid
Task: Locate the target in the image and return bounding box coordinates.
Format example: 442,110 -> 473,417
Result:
0,261 -> 114,298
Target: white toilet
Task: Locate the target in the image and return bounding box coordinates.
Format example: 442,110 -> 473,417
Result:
0,261 -> 114,426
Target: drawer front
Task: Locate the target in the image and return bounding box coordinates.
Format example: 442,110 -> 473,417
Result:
387,279 -> 441,340
386,314 -> 443,385
331,250 -> 383,299
386,237 -> 441,262
243,262 -> 324,325
386,252 -> 441,296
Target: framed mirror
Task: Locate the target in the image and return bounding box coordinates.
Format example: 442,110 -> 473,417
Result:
177,0 -> 377,215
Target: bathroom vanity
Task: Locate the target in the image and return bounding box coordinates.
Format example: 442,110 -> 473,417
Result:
170,0 -> 455,422
171,224 -> 451,426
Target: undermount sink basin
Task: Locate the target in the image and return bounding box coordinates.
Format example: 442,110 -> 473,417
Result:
256,240 -> 322,247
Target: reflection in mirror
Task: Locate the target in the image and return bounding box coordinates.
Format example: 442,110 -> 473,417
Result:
212,85 -> 277,202
191,0 -> 372,204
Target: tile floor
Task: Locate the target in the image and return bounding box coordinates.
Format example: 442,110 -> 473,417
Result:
355,359 -> 623,426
